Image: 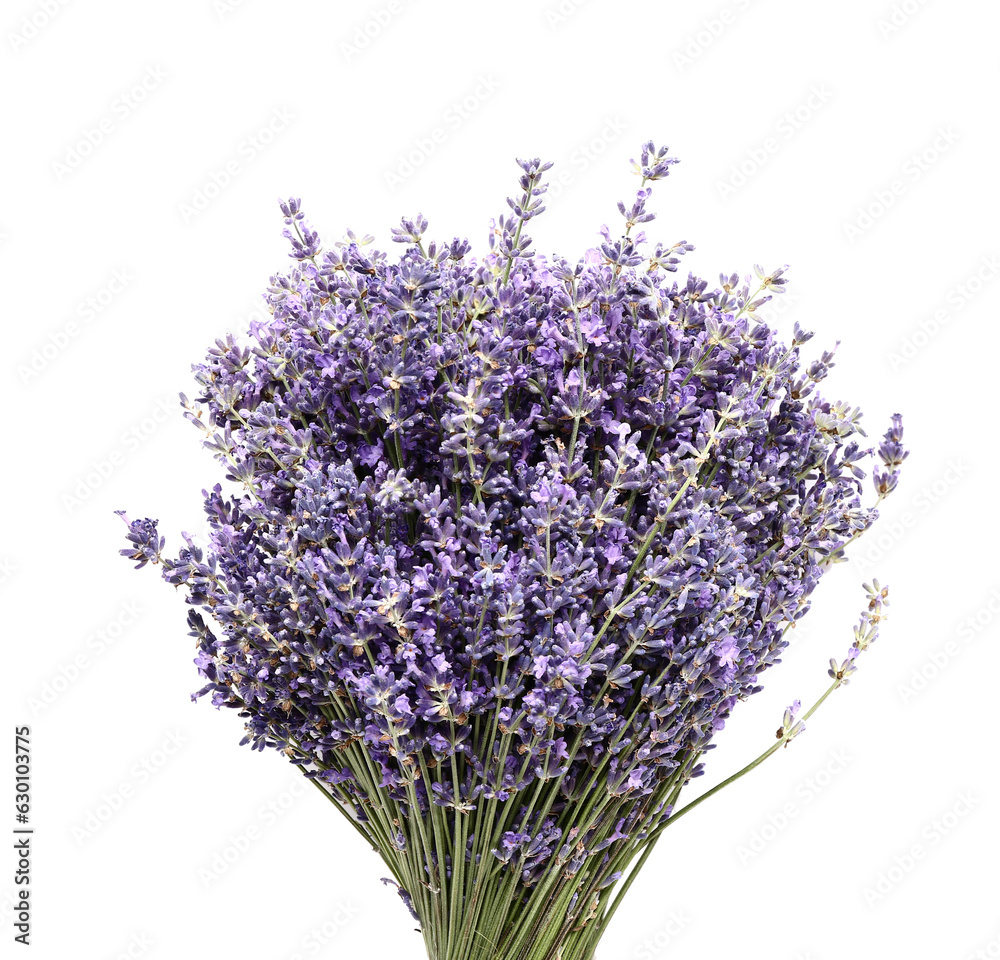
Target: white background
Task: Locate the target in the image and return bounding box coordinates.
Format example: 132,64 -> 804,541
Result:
3,0 -> 998,957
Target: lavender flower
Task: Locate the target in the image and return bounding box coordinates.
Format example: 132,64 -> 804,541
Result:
118,144 -> 905,960
779,699 -> 806,744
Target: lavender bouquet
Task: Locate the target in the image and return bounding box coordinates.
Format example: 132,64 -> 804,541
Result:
118,143 -> 905,960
